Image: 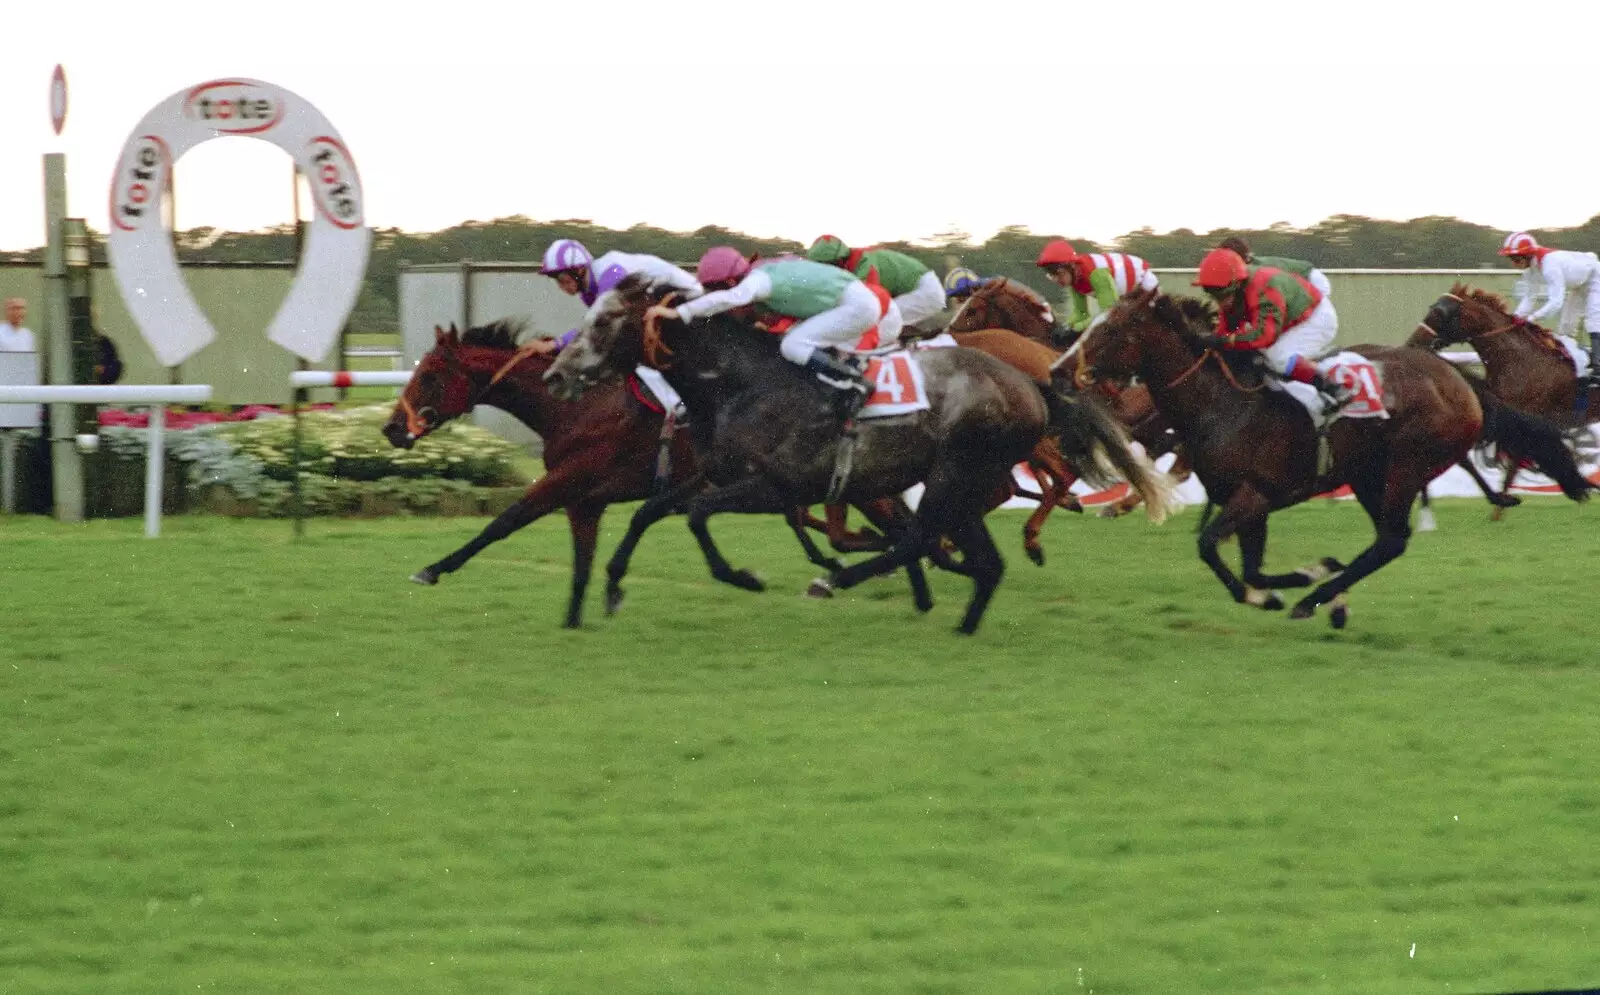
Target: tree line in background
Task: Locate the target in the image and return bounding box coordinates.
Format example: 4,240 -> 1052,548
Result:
6,213 -> 1597,334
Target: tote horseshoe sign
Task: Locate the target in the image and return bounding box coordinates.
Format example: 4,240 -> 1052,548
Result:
107,78 -> 371,366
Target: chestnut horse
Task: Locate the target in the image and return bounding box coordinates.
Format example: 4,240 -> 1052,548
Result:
1411,284 -> 1600,514
946,277 -> 1191,516
1069,289 -> 1591,627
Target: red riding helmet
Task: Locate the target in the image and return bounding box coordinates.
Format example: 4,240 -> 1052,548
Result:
1499,231 -> 1540,257
1035,239 -> 1079,269
1194,248 -> 1249,289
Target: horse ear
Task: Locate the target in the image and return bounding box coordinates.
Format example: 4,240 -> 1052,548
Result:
447,323 -> 461,342
434,324 -> 446,344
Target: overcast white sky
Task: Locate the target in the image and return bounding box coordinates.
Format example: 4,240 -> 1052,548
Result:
3,0 -> 1596,252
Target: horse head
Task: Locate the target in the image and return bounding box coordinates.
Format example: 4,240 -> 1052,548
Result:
948,277 -> 1066,343
1415,283 -> 1521,349
545,273 -> 678,402
383,318 -> 530,449
1061,288 -> 1214,390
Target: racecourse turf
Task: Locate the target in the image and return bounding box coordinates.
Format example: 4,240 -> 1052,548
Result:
1,500 -> 1597,994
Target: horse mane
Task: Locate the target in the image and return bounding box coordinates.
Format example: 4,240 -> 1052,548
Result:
460,317 -> 531,350
1449,281 -> 1571,361
1449,282 -> 1510,314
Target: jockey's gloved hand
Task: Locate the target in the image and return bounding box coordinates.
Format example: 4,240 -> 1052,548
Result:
1193,332 -> 1226,350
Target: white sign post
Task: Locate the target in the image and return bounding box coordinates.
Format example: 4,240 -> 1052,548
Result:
107,78 -> 371,367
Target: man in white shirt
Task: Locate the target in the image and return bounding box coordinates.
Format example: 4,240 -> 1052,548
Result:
0,298 -> 35,353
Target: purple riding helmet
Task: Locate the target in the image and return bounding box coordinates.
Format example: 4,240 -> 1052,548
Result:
540,239 -> 602,304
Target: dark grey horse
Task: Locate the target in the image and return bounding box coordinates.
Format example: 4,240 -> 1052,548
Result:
545,274 -> 1176,634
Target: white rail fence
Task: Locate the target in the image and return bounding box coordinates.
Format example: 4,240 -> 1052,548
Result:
0,385 -> 213,537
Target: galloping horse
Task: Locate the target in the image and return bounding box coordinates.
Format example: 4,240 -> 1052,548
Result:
946,277 -> 1192,516
1068,289 -> 1591,627
1411,284 -> 1600,511
380,320 -> 911,628
546,274 -> 1178,634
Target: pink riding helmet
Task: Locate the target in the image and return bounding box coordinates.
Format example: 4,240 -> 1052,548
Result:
540,238 -> 593,274
697,246 -> 751,286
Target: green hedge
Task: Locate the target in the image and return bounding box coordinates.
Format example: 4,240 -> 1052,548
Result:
80,406 -> 533,518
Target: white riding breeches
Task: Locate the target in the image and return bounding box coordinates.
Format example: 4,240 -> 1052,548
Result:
1262,296 -> 1339,374
893,271 -> 947,330
1557,279 -> 1600,337
779,280 -> 885,365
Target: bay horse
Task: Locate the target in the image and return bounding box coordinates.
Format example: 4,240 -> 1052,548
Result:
1411,284 -> 1600,513
1067,289 -> 1591,627
380,320 -> 914,628
946,277 -> 1191,517
546,274 -> 1178,634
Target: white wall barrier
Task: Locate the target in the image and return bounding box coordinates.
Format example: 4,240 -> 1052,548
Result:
290,370 -> 412,389
0,385 -> 213,537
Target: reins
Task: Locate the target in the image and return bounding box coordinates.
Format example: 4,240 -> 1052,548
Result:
642,292 -> 682,369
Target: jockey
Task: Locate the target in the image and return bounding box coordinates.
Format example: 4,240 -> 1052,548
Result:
1216,237 -> 1333,297
533,238 -> 704,355
1035,239 -> 1159,333
646,246 -> 880,418
806,235 -> 944,341
1193,247 -> 1354,414
942,267 -> 990,304
1501,231 -> 1600,385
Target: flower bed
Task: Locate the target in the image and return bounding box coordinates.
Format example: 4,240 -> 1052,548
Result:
88,405 -> 531,518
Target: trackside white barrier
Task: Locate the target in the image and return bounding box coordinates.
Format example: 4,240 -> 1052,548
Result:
290,370 -> 412,388
0,384 -> 213,537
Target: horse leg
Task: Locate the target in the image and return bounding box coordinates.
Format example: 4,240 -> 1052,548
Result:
822,503 -> 887,553
1238,516 -> 1346,591
1490,466 -> 1518,521
1020,461 -> 1060,567
946,513 -> 1006,635
853,497 -> 933,613
684,475 -> 792,593
785,506 -> 846,574
1461,458 -> 1520,509
562,503 -> 603,629
412,455 -> 596,586
604,470 -> 709,615
1289,471 -> 1416,628
1197,484 -> 1284,610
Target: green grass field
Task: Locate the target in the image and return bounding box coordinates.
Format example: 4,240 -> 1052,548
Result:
2,500 -> 1597,994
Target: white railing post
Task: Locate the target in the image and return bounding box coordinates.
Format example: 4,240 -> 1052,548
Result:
0,385 -> 211,536
144,404 -> 166,538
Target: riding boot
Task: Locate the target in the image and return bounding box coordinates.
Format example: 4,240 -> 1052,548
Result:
804,352 -> 871,421
1589,332 -> 1600,389
1306,369 -> 1357,415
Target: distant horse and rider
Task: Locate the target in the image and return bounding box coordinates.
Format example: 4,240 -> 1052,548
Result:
1064,287 -> 1591,627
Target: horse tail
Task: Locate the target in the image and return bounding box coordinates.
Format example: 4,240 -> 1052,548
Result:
1459,370 -> 1594,502
1040,383 -> 1180,524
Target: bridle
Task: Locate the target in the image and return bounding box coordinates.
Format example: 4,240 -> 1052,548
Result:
1414,292 -> 1523,348
397,340 -> 545,440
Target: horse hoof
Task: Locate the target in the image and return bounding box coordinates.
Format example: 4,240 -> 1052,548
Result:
605,588 -> 625,615
1262,593 -> 1284,611
1063,498 -> 1085,514
409,569 -> 439,586
806,578 -> 835,599
1026,545 -> 1045,567
1288,602 -> 1316,621
1491,494 -> 1522,508
1096,505 -> 1122,519
1321,557 -> 1347,575
728,569 -> 765,592
1330,604 -> 1349,629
